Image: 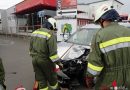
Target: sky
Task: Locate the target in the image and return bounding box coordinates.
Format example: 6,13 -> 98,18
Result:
0,0 -> 130,14
0,0 -> 24,9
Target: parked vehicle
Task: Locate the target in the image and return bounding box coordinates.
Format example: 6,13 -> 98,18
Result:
119,22 -> 130,28
57,24 -> 100,89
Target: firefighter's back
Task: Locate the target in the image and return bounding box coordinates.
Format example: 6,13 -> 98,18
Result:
96,23 -> 130,89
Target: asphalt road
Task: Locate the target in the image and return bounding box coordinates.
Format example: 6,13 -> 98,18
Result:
0,35 -> 34,90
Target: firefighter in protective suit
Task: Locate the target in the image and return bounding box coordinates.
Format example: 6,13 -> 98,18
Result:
30,18 -> 61,90
86,4 -> 130,89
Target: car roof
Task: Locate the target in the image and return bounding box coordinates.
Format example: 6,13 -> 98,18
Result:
82,23 -> 130,29
119,22 -> 130,28
81,24 -> 101,29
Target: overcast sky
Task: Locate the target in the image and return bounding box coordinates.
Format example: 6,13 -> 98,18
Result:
0,0 -> 130,14
0,0 -> 23,9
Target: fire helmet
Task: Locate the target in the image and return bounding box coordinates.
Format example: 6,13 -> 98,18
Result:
94,4 -> 121,23
48,18 -> 57,30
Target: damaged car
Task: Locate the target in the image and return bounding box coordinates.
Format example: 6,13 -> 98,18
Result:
57,24 -> 101,89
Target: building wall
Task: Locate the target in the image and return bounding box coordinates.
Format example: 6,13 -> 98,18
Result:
0,9 -> 8,33
78,0 -> 123,20
6,6 -> 17,33
93,0 -> 122,10
89,0 -> 123,19
77,0 -> 123,26
77,5 -> 89,19
0,0 -> 124,34
0,10 -> 2,31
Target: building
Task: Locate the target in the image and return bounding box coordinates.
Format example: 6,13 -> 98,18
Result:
0,10 -> 2,31
78,0 -> 124,26
6,6 -> 18,34
0,0 -> 57,34
0,0 -> 125,35
0,9 -> 8,33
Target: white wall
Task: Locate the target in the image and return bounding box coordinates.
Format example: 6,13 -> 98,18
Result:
0,12 -> 2,30
88,0 -> 123,19
77,0 -> 123,20
0,9 -> 8,33
77,5 -> 90,19
6,6 -> 17,33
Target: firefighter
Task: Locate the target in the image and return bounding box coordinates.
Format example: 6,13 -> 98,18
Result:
86,4 -> 130,89
30,18 -> 61,90
0,58 -> 6,90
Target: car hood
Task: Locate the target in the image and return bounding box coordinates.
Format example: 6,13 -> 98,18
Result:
57,41 -> 90,60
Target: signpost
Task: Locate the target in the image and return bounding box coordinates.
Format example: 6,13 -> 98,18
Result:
56,0 -> 77,41
38,11 -> 45,28
57,0 -> 77,16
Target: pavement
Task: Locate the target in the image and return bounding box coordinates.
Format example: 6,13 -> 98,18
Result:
0,35 -> 34,90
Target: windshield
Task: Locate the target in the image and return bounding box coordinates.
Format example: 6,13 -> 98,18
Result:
67,28 -> 98,45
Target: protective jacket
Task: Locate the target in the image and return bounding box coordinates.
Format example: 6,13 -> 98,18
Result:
30,28 -> 59,62
30,28 -> 59,89
87,22 -> 130,89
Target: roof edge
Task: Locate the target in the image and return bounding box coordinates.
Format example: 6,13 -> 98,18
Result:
78,0 -> 124,5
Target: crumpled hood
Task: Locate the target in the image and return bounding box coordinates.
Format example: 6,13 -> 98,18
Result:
57,41 -> 90,60
57,42 -> 73,58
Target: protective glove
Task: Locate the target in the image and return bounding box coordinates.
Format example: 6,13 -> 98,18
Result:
85,76 -> 94,89
54,59 -> 63,69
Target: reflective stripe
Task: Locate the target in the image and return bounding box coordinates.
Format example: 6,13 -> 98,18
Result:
100,42 -> 130,53
50,82 -> 58,89
32,31 -> 51,40
33,31 -> 51,38
40,87 -> 49,90
31,34 -> 47,39
50,54 -> 59,62
100,37 -> 130,48
88,63 -> 103,71
87,67 -> 101,75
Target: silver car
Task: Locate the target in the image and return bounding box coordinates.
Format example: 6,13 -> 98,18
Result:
57,24 -> 100,89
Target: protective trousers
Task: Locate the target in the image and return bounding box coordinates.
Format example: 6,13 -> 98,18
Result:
32,56 -> 59,90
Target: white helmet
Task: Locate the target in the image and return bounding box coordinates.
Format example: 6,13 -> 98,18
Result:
48,18 -> 57,30
94,4 -> 111,22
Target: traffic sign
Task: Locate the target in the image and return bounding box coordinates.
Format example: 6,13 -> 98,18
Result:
38,11 -> 44,17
